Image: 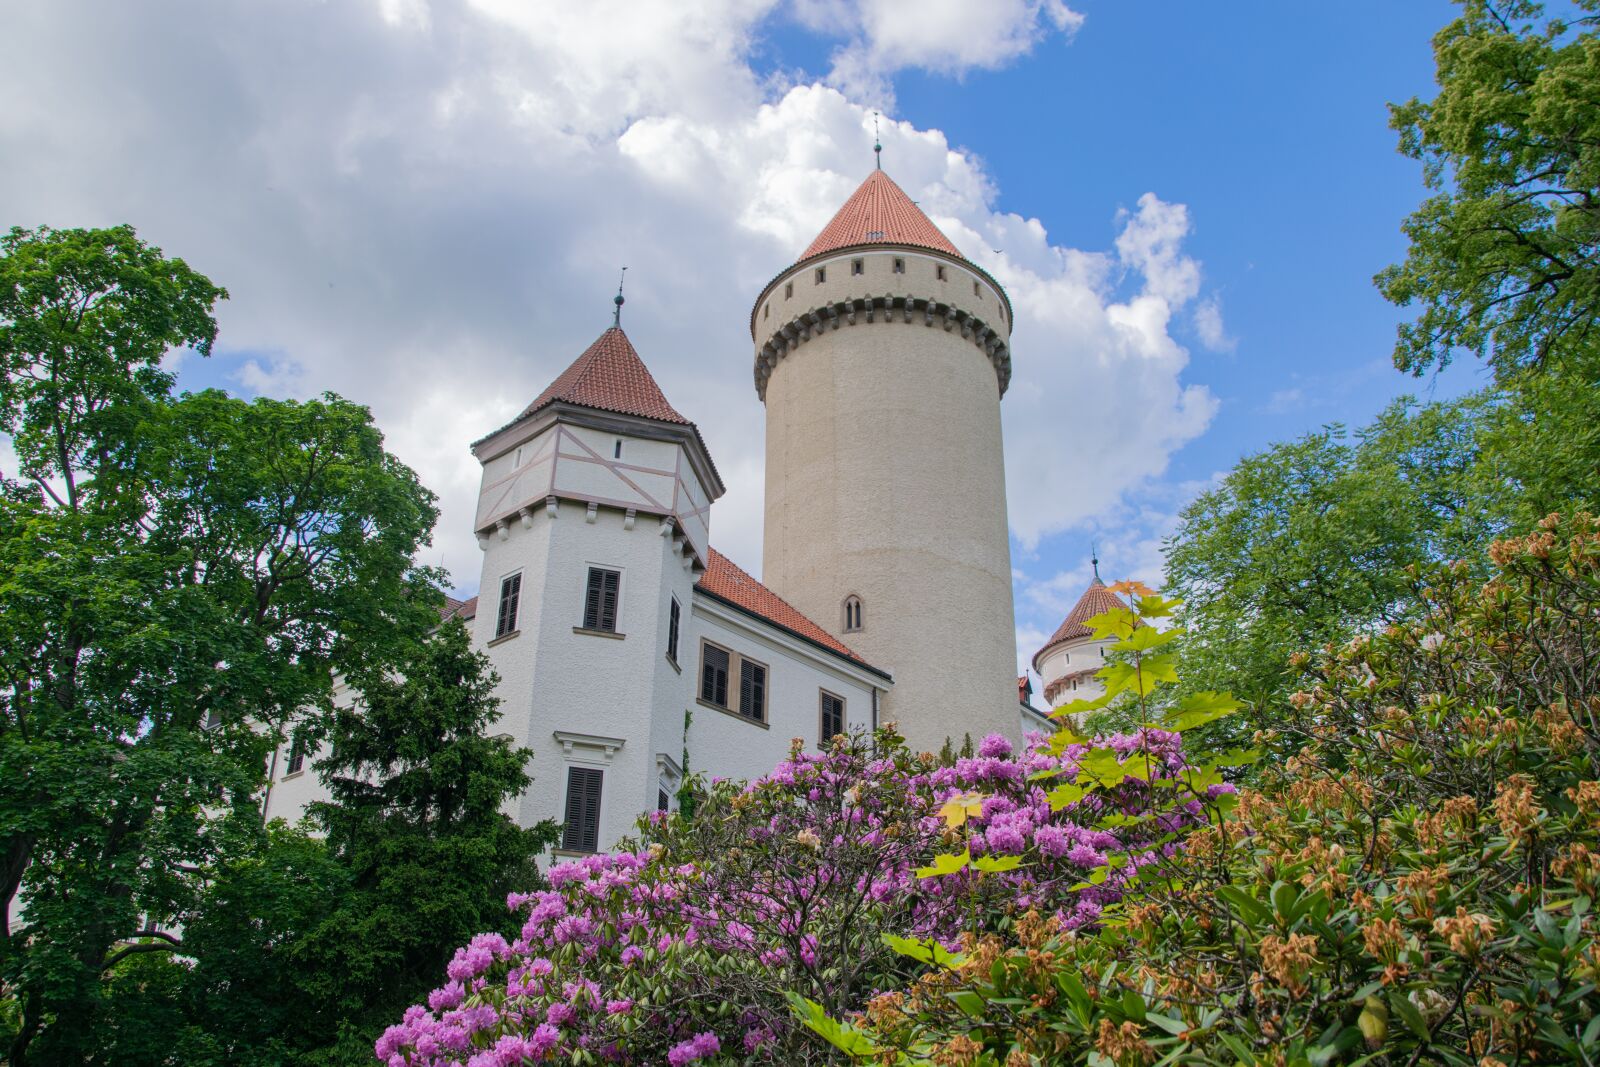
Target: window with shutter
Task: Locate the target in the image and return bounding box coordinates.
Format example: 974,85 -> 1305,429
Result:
666,597 -> 680,663
562,767 -> 603,852
700,644 -> 729,707
286,738 -> 306,776
820,691 -> 845,743
584,567 -> 621,631
658,788 -> 670,812
496,572 -> 522,638
739,661 -> 766,721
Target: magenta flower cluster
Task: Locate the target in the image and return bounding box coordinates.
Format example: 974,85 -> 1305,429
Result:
376,726 -> 1216,1065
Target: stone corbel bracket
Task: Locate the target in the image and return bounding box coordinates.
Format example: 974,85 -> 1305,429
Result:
754,294 -> 1011,401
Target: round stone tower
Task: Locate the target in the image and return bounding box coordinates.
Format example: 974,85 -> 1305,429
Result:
751,168 -> 1019,751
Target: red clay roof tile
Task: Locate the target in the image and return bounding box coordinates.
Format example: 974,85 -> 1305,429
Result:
521,326 -> 688,426
801,170 -> 964,261
1033,579 -> 1127,670
441,594 -> 477,623
696,548 -> 876,669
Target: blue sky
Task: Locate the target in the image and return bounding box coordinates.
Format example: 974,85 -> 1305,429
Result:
802,0 -> 1483,484
0,0 -> 1485,678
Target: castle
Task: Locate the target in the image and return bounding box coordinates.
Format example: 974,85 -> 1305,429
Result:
264,166 -> 1111,855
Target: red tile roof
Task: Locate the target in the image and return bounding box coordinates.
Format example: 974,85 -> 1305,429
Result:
696,548 -> 881,672
1033,579 -> 1127,670
441,594 -> 477,623
800,170 -> 964,261
521,326 -> 688,426
1018,674 -> 1032,705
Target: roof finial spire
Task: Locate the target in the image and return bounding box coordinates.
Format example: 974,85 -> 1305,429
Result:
872,111 -> 882,170
1090,543 -> 1101,582
612,266 -> 627,328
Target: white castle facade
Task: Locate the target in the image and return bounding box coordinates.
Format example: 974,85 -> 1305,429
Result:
265,168 -> 1084,856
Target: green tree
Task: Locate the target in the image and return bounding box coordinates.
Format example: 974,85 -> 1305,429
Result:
1164,394 -> 1497,724
1377,0 -> 1600,380
292,619 -> 559,1064
0,225 -> 441,1064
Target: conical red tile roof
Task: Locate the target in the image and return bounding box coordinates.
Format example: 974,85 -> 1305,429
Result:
521,326 -> 688,425
800,170 -> 964,261
1033,579 -> 1127,670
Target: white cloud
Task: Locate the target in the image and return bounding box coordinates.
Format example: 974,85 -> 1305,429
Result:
1193,296 -> 1235,352
809,0 -> 1084,104
0,0 -> 1215,607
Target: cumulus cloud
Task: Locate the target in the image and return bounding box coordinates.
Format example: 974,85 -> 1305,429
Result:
0,0 -> 1216,609
799,0 -> 1084,104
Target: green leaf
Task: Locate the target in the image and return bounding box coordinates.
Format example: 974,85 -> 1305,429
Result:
1388,991 -> 1431,1041
1134,593 -> 1183,619
1163,691 -> 1243,732
915,849 -> 971,879
1209,747 -> 1262,768
1048,781 -> 1091,810
881,933 -> 965,969
1100,656 -> 1178,698
1115,625 -> 1181,653
1083,606 -> 1138,641
1051,692 -> 1114,720
973,854 -> 1025,873
787,994 -> 881,1055
1217,885 -> 1273,926
948,990 -> 987,1017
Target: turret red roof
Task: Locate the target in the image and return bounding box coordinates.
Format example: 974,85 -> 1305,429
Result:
800,170 -> 964,261
521,326 -> 688,425
697,548 -> 880,672
1032,579 -> 1127,671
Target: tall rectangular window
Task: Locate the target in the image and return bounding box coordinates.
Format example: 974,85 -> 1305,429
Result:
851,258 -> 864,275
583,567 -> 620,632
820,691 -> 845,744
286,737 -> 306,776
739,660 -> 767,722
666,597 -> 681,664
562,767 -> 603,852
700,643 -> 729,707
893,257 -> 905,274
496,572 -> 522,638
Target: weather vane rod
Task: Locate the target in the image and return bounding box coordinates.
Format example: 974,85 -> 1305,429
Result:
873,111 -> 882,170
1091,542 -> 1101,581
612,266 -> 627,328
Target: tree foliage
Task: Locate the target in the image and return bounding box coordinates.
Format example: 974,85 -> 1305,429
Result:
1377,0 -> 1600,380
295,619 -> 560,1062
1163,395 -> 1497,724
0,225 -> 442,1064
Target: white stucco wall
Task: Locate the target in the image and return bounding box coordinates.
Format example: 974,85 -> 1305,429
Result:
682,593 -> 885,786
1038,638 -> 1114,708
756,247 -> 1019,754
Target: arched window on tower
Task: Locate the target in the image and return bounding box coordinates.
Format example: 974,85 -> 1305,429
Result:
842,595 -> 863,633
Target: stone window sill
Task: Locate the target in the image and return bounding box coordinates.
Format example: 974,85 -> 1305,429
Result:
573,627 -> 625,640
666,655 -> 681,674
696,697 -> 769,729
488,629 -> 520,647
280,770 -> 305,781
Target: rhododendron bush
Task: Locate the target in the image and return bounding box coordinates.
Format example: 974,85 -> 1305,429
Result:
817,515 -> 1600,1065
375,697 -> 1224,1065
